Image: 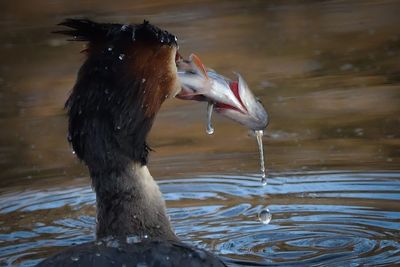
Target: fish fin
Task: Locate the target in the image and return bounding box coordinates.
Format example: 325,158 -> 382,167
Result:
189,53 -> 209,80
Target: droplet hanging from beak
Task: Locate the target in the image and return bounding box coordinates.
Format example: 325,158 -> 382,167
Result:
255,130 -> 266,185
206,102 -> 214,135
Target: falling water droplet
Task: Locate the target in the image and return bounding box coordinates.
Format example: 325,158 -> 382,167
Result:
70,255 -> 79,262
206,102 -> 214,135
72,150 -> 76,155
258,208 -> 271,224
132,31 -> 136,41
126,235 -> 140,244
121,24 -> 129,31
142,78 -> 146,83
106,238 -> 119,248
255,130 -> 266,185
119,54 -> 125,60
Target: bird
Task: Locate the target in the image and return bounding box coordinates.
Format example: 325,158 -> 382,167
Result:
37,19 -> 227,267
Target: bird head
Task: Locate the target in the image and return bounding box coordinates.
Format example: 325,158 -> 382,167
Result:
57,19 -> 181,173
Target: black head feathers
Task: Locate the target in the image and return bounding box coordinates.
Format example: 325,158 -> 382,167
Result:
57,19 -> 180,174
55,19 -> 177,47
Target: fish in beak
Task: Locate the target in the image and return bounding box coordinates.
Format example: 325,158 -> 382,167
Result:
176,54 -> 269,131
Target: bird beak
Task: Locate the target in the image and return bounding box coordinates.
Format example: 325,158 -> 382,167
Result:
175,54 -> 269,130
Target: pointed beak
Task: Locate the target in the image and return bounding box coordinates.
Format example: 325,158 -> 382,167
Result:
176,54 -> 269,130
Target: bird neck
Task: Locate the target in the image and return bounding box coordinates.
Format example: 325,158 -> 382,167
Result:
91,162 -> 177,241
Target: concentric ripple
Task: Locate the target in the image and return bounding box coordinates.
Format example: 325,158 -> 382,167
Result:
0,171 -> 399,266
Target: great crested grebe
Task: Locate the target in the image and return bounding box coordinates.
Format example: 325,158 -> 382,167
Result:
38,19 -> 266,266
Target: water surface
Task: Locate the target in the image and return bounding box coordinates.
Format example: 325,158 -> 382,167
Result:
0,0 -> 399,266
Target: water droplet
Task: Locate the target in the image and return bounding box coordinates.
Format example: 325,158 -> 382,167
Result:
70,255 -> 79,262
254,130 -> 266,185
166,256 -> 170,261
143,234 -> 148,239
95,240 -> 103,246
340,63 -> 353,71
106,238 -> 119,248
206,102 -> 214,135
354,128 -> 364,136
126,235 -> 140,244
121,24 -> 129,31
116,125 -> 121,130
95,252 -> 101,257
141,78 -> 146,83
258,209 -> 272,224
72,150 -> 76,155
107,47 -> 113,52
119,54 -> 125,60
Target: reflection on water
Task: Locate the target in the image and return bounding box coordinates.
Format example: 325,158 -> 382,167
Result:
1,172 -> 400,266
0,0 -> 399,266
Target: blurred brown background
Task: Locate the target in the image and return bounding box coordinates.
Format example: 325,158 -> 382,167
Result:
0,0 -> 399,192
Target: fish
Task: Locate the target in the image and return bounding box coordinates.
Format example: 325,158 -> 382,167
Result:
176,53 -> 269,131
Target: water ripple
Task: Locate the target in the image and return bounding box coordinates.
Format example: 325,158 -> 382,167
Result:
0,171 -> 399,266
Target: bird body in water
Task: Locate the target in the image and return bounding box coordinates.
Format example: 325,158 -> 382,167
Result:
38,18 -> 267,266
